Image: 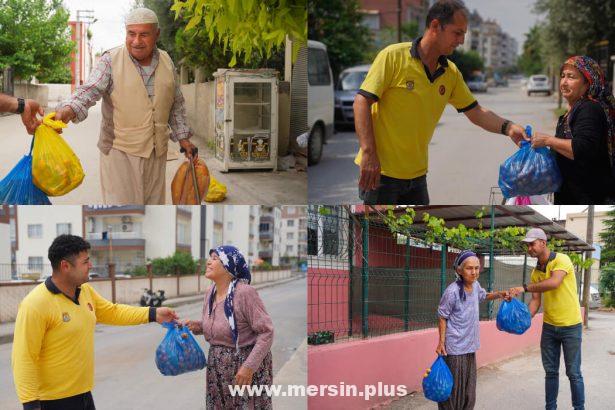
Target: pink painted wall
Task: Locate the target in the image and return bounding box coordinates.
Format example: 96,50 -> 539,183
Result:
308,314 -> 548,409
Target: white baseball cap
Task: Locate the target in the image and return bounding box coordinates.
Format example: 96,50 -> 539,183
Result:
522,228 -> 547,243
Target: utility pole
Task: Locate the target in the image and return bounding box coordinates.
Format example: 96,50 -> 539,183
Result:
582,206 -> 594,328
397,0 -> 403,43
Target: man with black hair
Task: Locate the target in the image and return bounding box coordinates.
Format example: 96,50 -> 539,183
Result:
11,234 -> 179,410
354,0 -> 529,204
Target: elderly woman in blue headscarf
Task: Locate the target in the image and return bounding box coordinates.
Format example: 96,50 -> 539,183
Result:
531,55 -> 615,204
184,245 -> 274,409
435,250 -> 509,410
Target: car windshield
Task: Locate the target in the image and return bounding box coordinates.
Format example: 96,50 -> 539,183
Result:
533,76 -> 547,81
338,71 -> 368,91
470,75 -> 484,82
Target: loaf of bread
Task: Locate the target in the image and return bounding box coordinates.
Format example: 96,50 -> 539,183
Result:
171,158 -> 210,204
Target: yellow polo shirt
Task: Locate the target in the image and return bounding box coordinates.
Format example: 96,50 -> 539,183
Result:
355,38 -> 477,179
12,278 -> 152,403
531,252 -> 582,327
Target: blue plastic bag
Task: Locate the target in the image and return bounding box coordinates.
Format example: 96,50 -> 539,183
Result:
422,355 -> 453,402
155,322 -> 206,376
0,139 -> 51,205
496,298 -> 532,335
498,125 -> 562,198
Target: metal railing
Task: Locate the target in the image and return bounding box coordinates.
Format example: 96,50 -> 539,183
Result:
307,206 -> 583,344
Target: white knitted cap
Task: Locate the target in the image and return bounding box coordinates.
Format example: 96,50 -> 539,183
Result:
125,7 -> 159,26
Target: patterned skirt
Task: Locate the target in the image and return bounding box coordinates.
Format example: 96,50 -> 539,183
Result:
437,352 -> 477,410
206,344 -> 273,410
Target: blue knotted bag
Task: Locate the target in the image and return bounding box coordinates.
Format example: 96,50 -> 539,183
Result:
422,355 -> 453,402
498,125 -> 562,199
155,322 -> 206,376
496,298 -> 532,335
0,138 -> 51,205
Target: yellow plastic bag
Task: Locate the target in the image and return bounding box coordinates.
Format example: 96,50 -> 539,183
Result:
205,176 -> 227,202
32,113 -> 84,196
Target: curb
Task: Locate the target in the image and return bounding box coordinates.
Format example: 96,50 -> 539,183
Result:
0,274 -> 305,346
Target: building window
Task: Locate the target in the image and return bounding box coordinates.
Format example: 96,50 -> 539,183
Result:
286,245 -> 294,253
28,257 -> 44,271
28,224 -> 42,238
259,223 -> 269,232
227,221 -> 233,230
287,232 -> 294,240
287,220 -> 294,227
56,223 -> 72,236
177,223 -> 191,245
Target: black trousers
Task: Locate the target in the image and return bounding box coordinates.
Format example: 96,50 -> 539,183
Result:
38,392 -> 95,410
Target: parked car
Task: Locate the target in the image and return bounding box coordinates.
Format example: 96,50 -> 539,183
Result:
527,74 -> 551,96
467,73 -> 488,92
335,64 -> 370,128
493,73 -> 508,87
307,40 -> 334,165
580,284 -> 602,309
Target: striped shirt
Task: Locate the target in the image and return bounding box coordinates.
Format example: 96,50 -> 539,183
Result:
57,47 -> 192,152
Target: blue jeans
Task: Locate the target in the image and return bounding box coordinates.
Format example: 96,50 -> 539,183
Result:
359,174 -> 429,205
541,322 -> 584,410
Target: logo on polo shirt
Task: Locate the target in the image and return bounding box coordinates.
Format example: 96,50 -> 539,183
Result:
439,85 -> 446,95
87,303 -> 93,311
406,80 -> 415,90
62,312 -> 71,322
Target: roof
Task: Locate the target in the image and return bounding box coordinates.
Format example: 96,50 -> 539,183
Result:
356,205 -> 594,253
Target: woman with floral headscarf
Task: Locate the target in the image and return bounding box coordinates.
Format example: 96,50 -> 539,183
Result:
184,245 -> 274,409
532,55 -> 615,204
435,250 -> 509,410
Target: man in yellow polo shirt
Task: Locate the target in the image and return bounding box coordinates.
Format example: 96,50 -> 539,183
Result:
354,0 -> 528,204
11,234 -> 179,410
509,228 -> 584,410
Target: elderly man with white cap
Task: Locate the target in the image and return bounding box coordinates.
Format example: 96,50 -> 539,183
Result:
509,228 -> 585,410
53,7 -> 197,205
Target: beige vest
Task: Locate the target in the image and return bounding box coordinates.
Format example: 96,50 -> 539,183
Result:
108,46 -> 175,158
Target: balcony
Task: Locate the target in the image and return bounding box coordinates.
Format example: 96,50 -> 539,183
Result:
259,249 -> 273,259
83,205 -> 145,215
86,231 -> 145,249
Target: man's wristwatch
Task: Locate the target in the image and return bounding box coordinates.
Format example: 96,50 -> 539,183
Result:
501,120 -> 511,135
523,283 -> 528,292
16,97 -> 25,114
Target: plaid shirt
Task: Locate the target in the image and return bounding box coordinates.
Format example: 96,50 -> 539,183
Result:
58,48 -> 192,142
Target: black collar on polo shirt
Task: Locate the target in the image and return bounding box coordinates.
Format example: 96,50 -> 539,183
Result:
410,36 -> 449,83
45,276 -> 81,305
536,251 -> 557,273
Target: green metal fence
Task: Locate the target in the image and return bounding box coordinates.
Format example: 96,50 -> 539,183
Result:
308,206 -> 583,344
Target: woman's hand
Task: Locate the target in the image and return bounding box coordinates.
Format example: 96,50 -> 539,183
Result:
234,365 -> 255,386
531,131 -> 552,148
435,341 -> 447,356
182,320 -> 203,335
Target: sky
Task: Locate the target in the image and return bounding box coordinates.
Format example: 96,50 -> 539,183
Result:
62,0 -> 138,54
461,0 -> 544,54
530,206 -> 613,221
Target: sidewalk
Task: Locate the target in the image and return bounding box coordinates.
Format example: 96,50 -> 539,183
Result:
0,273 -> 305,346
389,310 -> 615,410
0,106 -> 306,205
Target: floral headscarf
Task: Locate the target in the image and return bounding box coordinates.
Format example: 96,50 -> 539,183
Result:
453,250 -> 478,302
561,55 -> 615,171
207,245 -> 251,352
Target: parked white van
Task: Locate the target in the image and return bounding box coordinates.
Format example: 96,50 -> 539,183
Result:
307,40 -> 334,165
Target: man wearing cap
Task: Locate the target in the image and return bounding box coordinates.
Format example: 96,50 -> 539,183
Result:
509,228 -> 584,410
12,234 -> 179,410
52,7 -> 197,205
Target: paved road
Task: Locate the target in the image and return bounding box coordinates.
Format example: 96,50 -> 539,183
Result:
308,82 -> 559,204
390,310 -> 615,410
0,104 -> 306,205
0,277 -> 306,410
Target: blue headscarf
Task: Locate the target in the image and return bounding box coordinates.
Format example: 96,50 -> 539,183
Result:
453,250 -> 477,302
207,245 -> 251,352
